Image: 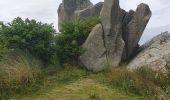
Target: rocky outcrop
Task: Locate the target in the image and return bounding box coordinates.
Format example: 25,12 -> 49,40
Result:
57,0 -> 152,72
79,0 -> 151,71
58,0 -> 103,30
128,32 -> 170,72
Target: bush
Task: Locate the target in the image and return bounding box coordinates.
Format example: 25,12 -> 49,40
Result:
0,17 -> 56,64
55,17 -> 99,64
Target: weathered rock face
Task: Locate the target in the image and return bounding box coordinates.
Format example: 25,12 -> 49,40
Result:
100,0 -> 125,66
62,0 -> 93,19
58,0 -> 93,30
75,2 -> 103,19
128,32 -> 170,72
58,0 -> 103,30
79,24 -> 108,72
122,3 -> 152,60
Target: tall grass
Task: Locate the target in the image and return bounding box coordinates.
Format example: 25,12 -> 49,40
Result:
96,67 -> 170,100
0,51 -> 169,100
0,49 -> 42,99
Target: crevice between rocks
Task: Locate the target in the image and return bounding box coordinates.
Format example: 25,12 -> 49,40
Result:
100,21 -> 109,65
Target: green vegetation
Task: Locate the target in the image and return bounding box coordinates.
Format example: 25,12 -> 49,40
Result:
0,17 -> 98,65
0,17 -> 55,64
0,49 -> 42,100
95,67 -> 170,100
0,17 -> 169,100
1,66 -> 169,100
55,17 -> 99,64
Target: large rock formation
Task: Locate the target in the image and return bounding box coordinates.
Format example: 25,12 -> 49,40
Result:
122,3 -> 152,60
58,0 -> 103,30
58,0 -> 152,71
128,32 -> 170,72
79,0 -> 151,71
79,24 -> 108,72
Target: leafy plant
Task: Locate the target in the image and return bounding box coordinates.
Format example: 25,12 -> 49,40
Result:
55,17 -> 99,64
0,17 -> 56,64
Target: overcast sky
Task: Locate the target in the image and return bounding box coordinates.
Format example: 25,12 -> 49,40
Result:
0,0 -> 170,29
0,0 -> 170,43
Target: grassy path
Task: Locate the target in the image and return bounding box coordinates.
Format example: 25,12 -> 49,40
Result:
21,78 -> 144,100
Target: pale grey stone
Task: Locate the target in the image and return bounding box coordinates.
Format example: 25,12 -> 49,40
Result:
100,0 -> 125,67
128,32 -> 170,72
122,3 -> 152,60
58,0 -> 93,30
79,24 -> 108,72
75,2 -> 103,19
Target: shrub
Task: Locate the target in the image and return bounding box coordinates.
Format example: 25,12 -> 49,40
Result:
55,17 -> 99,64
0,17 -> 56,64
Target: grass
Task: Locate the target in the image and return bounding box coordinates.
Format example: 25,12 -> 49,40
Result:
0,49 -> 42,100
93,67 -> 170,100
22,79 -> 142,100
6,66 -> 88,100
0,59 -> 169,100
13,67 -> 144,100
